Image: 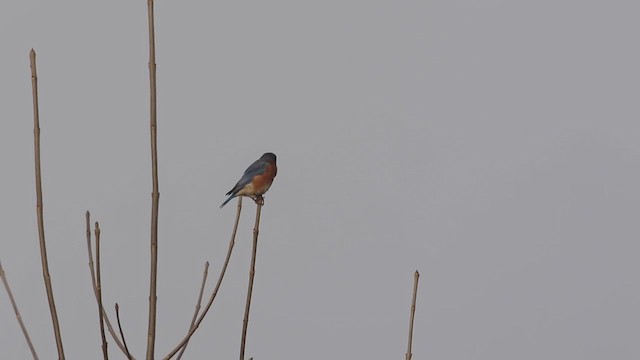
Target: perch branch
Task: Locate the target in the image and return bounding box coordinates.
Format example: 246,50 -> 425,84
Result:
163,197 -> 243,360
239,196 -> 264,360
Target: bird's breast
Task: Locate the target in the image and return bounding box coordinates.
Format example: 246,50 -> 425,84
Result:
239,164 -> 276,196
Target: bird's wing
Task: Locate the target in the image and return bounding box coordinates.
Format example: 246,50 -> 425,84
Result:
226,159 -> 269,195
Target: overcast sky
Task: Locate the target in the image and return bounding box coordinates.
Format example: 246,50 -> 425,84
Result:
1,1 -> 639,359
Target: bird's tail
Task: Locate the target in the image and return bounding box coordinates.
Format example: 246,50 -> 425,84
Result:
220,194 -> 237,208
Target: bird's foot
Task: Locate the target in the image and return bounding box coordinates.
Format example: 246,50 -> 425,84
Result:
253,195 -> 265,206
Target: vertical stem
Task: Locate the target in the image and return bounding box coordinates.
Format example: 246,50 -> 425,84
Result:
95,222 -> 109,359
239,197 -> 264,360
115,304 -> 133,360
85,212 -> 134,359
145,0 -> 160,359
29,48 -> 65,360
405,270 -> 420,360
0,261 -> 40,359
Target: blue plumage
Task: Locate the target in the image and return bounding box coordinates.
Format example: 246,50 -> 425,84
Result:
220,153 -> 277,208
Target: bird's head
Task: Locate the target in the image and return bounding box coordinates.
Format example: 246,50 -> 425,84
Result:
261,152 -> 277,163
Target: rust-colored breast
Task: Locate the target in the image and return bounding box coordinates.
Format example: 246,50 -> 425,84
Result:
251,163 -> 277,195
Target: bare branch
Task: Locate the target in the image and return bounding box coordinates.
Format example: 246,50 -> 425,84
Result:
29,48 -> 65,359
85,212 -> 135,359
405,270 -> 420,360
95,222 -> 109,359
163,197 -> 243,360
0,261 -> 39,359
239,196 -> 265,360
115,304 -> 133,360
145,0 -> 160,358
176,261 -> 210,360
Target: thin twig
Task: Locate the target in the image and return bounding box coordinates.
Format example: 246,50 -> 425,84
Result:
85,212 -> 135,359
239,196 -> 264,360
163,197 -> 243,360
176,261 -> 210,360
95,222 -> 109,359
29,48 -> 65,359
0,261 -> 40,359
115,304 -> 133,360
405,270 -> 420,360
145,0 -> 160,358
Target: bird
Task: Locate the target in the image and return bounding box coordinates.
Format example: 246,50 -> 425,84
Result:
220,152 -> 278,208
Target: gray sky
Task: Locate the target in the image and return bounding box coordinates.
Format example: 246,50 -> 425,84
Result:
1,1 -> 639,359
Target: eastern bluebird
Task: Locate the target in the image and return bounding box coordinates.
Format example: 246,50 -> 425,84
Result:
220,152 -> 278,208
